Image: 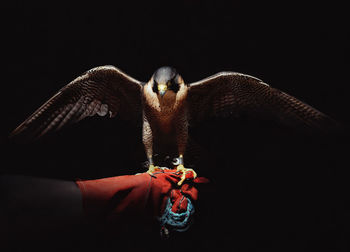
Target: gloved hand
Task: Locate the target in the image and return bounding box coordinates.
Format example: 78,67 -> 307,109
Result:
76,168 -> 208,237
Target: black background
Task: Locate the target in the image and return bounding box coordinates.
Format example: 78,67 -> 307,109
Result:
1,1 -> 349,251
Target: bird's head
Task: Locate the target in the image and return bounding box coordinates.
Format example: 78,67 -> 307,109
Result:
151,66 -> 185,98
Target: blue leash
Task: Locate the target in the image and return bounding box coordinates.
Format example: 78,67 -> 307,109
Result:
159,197 -> 195,238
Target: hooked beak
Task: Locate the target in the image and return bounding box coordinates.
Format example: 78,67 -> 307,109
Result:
158,83 -> 167,97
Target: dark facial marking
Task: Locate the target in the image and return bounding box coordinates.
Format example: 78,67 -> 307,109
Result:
168,78 -> 180,93
152,79 -> 158,94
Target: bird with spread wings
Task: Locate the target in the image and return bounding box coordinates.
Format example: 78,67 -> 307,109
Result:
10,66 -> 339,185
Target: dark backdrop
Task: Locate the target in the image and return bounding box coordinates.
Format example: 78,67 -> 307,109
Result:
1,1 -> 349,251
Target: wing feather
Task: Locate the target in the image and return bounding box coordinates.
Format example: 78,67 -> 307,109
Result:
10,66 -> 143,140
188,72 -> 339,133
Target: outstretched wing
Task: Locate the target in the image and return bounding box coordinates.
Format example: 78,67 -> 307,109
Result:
10,65 -> 143,140
188,72 -> 339,133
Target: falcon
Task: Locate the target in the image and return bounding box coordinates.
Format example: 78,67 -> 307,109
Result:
10,66 -> 338,185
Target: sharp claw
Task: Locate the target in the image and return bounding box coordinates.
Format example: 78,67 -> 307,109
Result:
176,165 -> 197,186
178,174 -> 186,186
147,164 -> 159,175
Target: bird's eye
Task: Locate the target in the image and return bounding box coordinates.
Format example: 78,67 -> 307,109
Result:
152,81 -> 158,93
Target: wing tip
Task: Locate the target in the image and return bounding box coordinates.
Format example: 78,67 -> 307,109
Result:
8,125 -> 35,144
9,123 -> 26,139
298,114 -> 345,137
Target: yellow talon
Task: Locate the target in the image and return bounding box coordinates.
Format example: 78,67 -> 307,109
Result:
176,164 -> 197,186
147,164 -> 157,174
